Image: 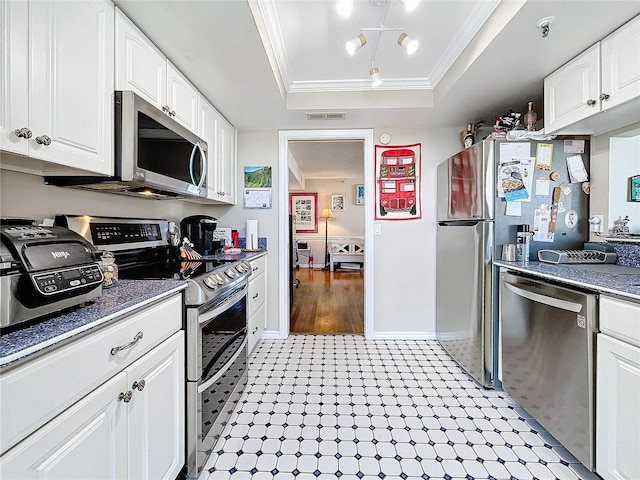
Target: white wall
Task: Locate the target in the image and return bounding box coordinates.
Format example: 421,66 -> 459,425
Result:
292,177 -> 365,267
609,133 -> 640,233
370,127 -> 461,336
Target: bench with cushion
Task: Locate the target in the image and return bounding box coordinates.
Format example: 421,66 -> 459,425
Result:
328,238 -> 364,271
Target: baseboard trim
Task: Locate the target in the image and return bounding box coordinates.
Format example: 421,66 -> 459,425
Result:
262,329 -> 282,339
370,331 -> 437,340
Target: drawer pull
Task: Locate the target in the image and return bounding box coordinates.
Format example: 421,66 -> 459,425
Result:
110,331 -> 143,355
252,267 -> 258,272
118,391 -> 132,403
132,379 -> 146,391
253,326 -> 258,334
586,99 -> 597,107
253,293 -> 259,300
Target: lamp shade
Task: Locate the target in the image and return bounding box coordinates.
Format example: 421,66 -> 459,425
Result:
319,208 -> 335,219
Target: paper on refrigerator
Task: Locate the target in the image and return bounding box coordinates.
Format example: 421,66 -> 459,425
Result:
497,157 -> 534,202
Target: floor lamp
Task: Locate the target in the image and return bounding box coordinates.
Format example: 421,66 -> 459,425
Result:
319,207 -> 334,270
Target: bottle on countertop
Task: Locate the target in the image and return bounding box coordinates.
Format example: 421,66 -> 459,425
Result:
516,224 -> 532,263
101,251 -> 119,287
463,124 -> 475,148
524,101 -> 537,131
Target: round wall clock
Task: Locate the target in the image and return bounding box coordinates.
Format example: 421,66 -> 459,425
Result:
379,133 -> 391,145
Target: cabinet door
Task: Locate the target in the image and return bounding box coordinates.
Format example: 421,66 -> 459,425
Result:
544,44 -> 601,133
167,61 -> 198,133
198,94 -> 221,201
0,0 -> 29,156
0,372 -> 128,479
127,332 -> 185,480
596,333 -> 640,480
115,8 -> 166,109
248,301 -> 266,355
218,116 -> 237,204
28,0 -> 113,174
601,15 -> 640,110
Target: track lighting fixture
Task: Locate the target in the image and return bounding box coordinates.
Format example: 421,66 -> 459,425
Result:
345,33 -> 367,56
400,0 -> 419,12
397,32 -> 419,55
369,66 -> 382,87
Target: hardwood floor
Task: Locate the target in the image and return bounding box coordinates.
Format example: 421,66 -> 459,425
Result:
290,267 -> 364,335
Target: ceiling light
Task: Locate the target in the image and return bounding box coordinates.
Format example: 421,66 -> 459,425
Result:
398,33 -> 419,55
336,0 -> 354,18
370,67 -> 382,87
345,33 -> 366,56
400,0 -> 419,12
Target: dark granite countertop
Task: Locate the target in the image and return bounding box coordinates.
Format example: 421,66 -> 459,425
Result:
0,279 -> 187,368
494,260 -> 640,302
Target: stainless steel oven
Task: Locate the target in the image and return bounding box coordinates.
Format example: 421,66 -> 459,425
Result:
185,273 -> 250,479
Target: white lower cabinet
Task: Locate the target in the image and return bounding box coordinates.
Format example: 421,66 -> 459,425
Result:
596,296 -> 640,480
0,332 -> 184,480
0,371 -> 128,479
247,255 -> 267,354
0,294 -> 185,480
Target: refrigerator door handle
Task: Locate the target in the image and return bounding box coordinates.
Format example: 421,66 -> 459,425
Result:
503,281 -> 583,313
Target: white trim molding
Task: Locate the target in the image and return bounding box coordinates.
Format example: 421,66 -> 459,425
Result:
371,331 -> 438,341
279,129 -> 375,340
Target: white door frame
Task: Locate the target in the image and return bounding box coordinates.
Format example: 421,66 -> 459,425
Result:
278,129 -> 375,339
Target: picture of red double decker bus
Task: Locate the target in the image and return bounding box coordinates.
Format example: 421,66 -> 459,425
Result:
377,148 -> 417,217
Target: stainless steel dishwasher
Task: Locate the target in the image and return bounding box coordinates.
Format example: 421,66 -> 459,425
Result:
499,271 -> 598,470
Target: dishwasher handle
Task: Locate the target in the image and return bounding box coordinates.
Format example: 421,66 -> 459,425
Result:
503,281 -> 583,313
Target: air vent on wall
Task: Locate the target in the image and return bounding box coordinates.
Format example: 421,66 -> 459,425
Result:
306,112 -> 347,120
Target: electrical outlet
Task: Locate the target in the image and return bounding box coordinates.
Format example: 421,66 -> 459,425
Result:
589,215 -> 604,233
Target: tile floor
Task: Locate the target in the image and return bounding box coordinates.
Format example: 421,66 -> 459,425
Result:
199,335 -> 598,480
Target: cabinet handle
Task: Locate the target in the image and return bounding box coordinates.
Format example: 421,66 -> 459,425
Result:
586,99 -> 597,107
253,293 -> 259,300
118,391 -> 133,403
252,326 -> 258,334
132,379 -> 146,391
14,127 -> 32,139
110,331 -> 143,355
162,105 -> 170,114
35,135 -> 52,146
171,110 -> 176,117
599,93 -> 610,101
252,267 -> 258,272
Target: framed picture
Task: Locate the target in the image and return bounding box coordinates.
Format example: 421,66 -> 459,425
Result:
629,175 -> 640,202
290,192 -> 318,233
331,194 -> 345,212
354,184 -> 364,205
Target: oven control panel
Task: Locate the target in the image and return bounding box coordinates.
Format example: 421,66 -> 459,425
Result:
31,264 -> 103,295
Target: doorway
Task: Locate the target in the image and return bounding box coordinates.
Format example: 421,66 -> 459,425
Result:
278,129 -> 375,339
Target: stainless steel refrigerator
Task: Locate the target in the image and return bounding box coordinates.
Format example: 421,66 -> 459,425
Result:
435,138 -> 590,387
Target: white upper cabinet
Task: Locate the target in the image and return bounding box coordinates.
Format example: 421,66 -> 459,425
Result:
544,44 -> 601,133
197,94 -> 236,205
1,0 -> 114,175
601,15 -> 640,110
544,15 -> 640,135
115,8 -> 198,133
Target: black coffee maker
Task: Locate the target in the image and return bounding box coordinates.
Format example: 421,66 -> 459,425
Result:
180,215 -> 220,255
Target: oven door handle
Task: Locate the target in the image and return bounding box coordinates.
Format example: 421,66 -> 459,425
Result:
198,336 -> 247,394
198,284 -> 248,326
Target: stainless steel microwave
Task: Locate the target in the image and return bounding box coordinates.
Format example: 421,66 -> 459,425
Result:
45,91 -> 208,199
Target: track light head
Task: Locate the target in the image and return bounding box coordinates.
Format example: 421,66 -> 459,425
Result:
369,67 -> 382,87
345,33 -> 367,56
398,32 -> 419,55
400,0 -> 419,12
